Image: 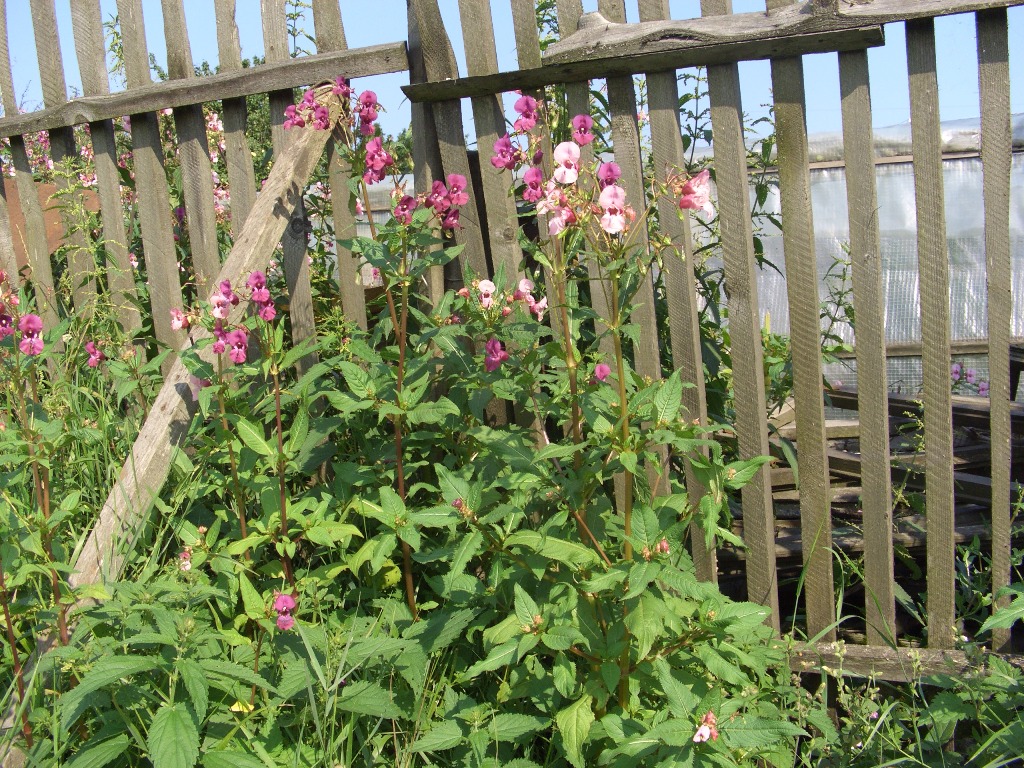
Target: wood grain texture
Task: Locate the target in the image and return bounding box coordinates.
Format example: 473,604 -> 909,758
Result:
214,0 -> 258,235
768,35 -> 835,637
0,182 -> 16,279
409,0 -> 488,280
976,7 -> 1012,652
262,0 -> 317,374
162,0 -> 221,298
638,0 -> 717,583
0,43 -> 409,139
457,1 -> 520,280
313,0 -> 366,329
511,0 -> 542,70
72,126 -> 332,588
115,0 -> 186,361
838,48 -> 895,645
701,0 -> 779,626
907,18 -> 955,650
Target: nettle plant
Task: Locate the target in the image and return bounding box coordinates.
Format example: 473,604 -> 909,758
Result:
0,83 -> 833,767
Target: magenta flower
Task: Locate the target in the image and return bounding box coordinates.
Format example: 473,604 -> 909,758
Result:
441,208 -> 462,230
678,169 -> 714,218
547,206 -> 576,236
226,328 -> 248,364
597,162 -> 621,189
599,184 -> 627,235
530,296 -> 548,322
427,180 -> 451,212
273,592 -> 297,613
394,195 -> 418,225
332,76 -> 351,97
363,137 -> 394,185
951,362 -> 962,381
484,337 -> 509,372
522,167 -> 544,203
491,134 -> 518,171
513,278 -> 534,302
447,174 -> 469,206
0,312 -> 13,339
979,380 -> 989,396
210,292 -> 231,320
478,279 -> 496,309
17,314 -> 43,356
593,363 -> 611,383
358,90 -> 378,109
85,341 -> 104,368
965,368 -> 977,384
552,142 -> 580,185
312,104 -> 330,131
513,94 -> 538,133
571,114 -> 595,146
277,613 -> 295,631
283,104 -> 305,130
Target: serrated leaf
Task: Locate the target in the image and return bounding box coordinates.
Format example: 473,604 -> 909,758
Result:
514,584 -> 540,627
720,715 -> 806,749
178,659 -> 209,722
410,720 -> 463,753
463,639 -> 518,679
624,593 -> 663,660
406,398 -> 459,425
66,734 -> 130,768
148,702 -> 199,768
61,656 -> 161,732
237,573 -> 264,621
553,655 -> 577,697
504,530 -> 599,569
555,694 -> 594,768
336,680 -> 402,718
199,659 -> 276,694
654,371 -> 683,424
542,624 -> 586,651
234,417 -> 274,458
202,751 -> 267,768
489,713 -> 547,741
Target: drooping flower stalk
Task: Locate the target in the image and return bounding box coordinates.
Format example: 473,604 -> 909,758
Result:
270,363 -> 295,588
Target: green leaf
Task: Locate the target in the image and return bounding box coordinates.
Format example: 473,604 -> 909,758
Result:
406,398 -> 459,425
489,713 -> 547,742
379,486 -> 406,522
463,639 -> 518,679
66,734 -> 130,768
514,583 -> 540,628
336,680 -> 402,718
619,450 -> 639,474
237,573 -> 264,621
542,625 -> 586,652
199,659 -> 276,695
410,720 -> 463,753
61,656 -> 161,732
721,715 -> 806,749
553,655 -> 577,697
654,370 -> 684,424
234,417 -> 274,458
504,530 -> 600,569
555,694 -> 594,768
724,456 -> 772,490
148,702 -> 200,768
624,593 -> 663,660
178,659 -> 209,722
202,752 -> 267,768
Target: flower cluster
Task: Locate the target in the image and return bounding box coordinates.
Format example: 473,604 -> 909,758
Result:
273,591 -> 297,631
693,711 -> 719,743
484,338 -> 509,372
284,87 -> 331,131
951,361 -> 990,397
246,271 -> 276,322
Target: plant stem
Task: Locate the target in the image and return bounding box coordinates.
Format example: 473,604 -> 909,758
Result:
390,249 -> 416,618
0,552 -> 31,746
271,365 -> 295,588
216,379 -> 249,557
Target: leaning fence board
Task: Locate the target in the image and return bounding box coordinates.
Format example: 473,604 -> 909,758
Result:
907,18 -> 956,650
70,0 -> 140,334
976,7 -> 1013,652
214,0 -> 258,235
72,125 -> 332,588
114,0 -> 187,362
458,1 -> 520,280
311,0 -> 366,330
409,0 -> 488,281
838,48 -> 895,646
637,0 -> 717,583
767,0 -> 835,641
161,0 -> 221,299
262,0 -> 317,374
701,0 -> 779,624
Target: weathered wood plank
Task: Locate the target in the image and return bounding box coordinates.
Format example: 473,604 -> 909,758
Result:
214,0 -> 258,235
0,42 -> 409,139
839,48 -> 895,645
701,0 -> 779,626
72,125 -> 332,588
262,0 -> 317,374
115,0 -> 187,361
976,7 -> 1012,652
70,0 -> 141,334
510,0 -> 542,70
0,182 -> 17,280
767,0 -> 835,640
408,0 -> 488,280
312,0 -> 366,330
457,0 -> 520,280
637,0 -> 717,583
907,18 -> 955,650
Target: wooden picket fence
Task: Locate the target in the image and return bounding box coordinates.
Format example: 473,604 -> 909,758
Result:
0,0 -> 1021,682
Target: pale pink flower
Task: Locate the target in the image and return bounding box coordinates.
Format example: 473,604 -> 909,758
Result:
599,184 -> 627,235
552,142 -> 580,185
677,169 -> 714,218
571,114 -> 595,146
530,296 -> 547,322
593,363 -> 611,383
170,308 -> 189,331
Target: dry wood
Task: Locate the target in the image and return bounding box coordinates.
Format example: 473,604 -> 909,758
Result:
214,0 -> 258,235
833,337 -> 1024,359
828,388 -> 1024,433
70,0 -> 141,333
776,419 -> 861,440
702,0 -> 778,625
72,126 -> 332,588
0,42 -> 409,139
907,18 -> 955,650
637,0 -> 717,583
0,183 -> 16,279
976,7 -> 1013,652
767,3 -> 835,639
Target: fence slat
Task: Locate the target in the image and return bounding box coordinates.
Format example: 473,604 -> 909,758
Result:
457,1 -> 520,280
766,0 -> 836,640
976,7 -> 1012,652
70,0 -> 141,334
311,0 -> 366,330
700,0 -> 779,624
838,48 -> 895,645
161,0 -> 221,299
637,0 -> 717,583
262,0 -> 318,374
214,0 -> 258,235
906,18 -> 955,650
115,0 -> 187,361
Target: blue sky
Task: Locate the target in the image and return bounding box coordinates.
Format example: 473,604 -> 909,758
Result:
3,1 -> 1022,144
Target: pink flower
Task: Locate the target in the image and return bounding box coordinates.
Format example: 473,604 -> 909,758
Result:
547,207 -> 576,236
447,174 -> 469,206
273,592 -> 297,613
226,328 -> 248,364
593,363 -> 611,383
17,314 -> 43,355
85,341 -> 104,368
677,169 -> 714,218
312,104 -> 330,131
693,725 -> 712,743
513,94 -> 538,133
530,296 -> 547,322
178,548 -> 192,572
258,304 -> 276,322
210,292 -> 231,320
522,167 -> 544,203
571,114 -> 595,146
478,279 -> 496,309
965,368 -> 977,384
951,362 -> 962,381
394,195 -> 418,225
656,538 -> 670,555
364,136 -> 394,184
332,76 -> 351,97
597,162 -> 621,189
355,198 -> 365,216
276,613 -> 295,631
188,375 -> 211,402
283,104 -> 305,130
427,180 -> 451,212
552,142 -> 580,184
513,278 -> 534,302
0,312 -> 14,339
693,711 -> 719,743
441,208 -> 462,230
491,134 -> 518,171
599,184 -> 627,235
358,90 -> 378,109
979,380 -> 989,397
484,337 -> 509,372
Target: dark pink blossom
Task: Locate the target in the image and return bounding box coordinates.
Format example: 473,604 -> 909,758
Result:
364,137 -> 394,185
85,341 -> 105,368
17,314 -> 43,356
394,195 -> 418,225
677,169 -> 714,218
0,312 -> 13,339
277,613 -> 295,631
226,328 -> 248,364
491,134 -> 518,171
426,180 -> 451,212
484,337 -> 509,372
593,363 -> 611,383
312,104 -> 330,131
571,114 -> 595,145
273,592 -> 297,613
597,162 -> 621,189
441,208 -> 462,230
332,76 -> 352,97
513,94 -> 538,133
522,167 -> 544,203
283,104 -> 305,130
447,174 -> 469,206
